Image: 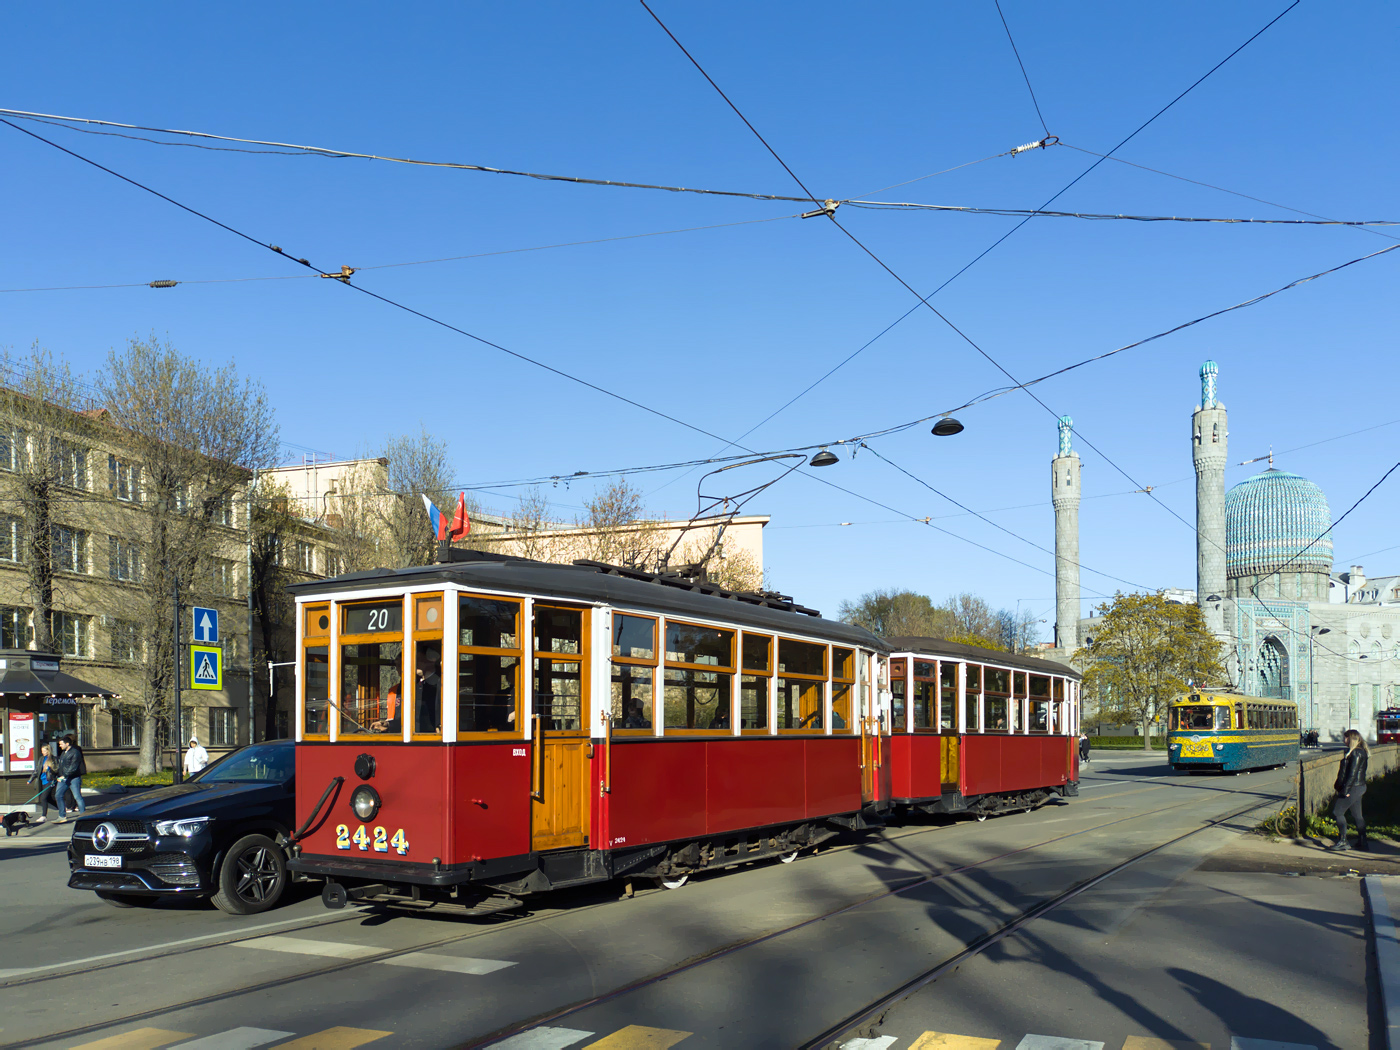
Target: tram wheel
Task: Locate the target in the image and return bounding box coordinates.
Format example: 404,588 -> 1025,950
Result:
778,850 -> 799,864
653,873 -> 689,890
212,834 -> 288,915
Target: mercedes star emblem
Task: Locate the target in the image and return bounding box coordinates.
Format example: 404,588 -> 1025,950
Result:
93,822 -> 118,852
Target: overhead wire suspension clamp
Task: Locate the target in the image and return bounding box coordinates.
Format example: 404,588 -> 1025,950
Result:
1011,135 -> 1058,156
800,199 -> 840,219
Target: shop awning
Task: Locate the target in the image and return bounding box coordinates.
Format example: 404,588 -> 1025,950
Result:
0,651 -> 118,699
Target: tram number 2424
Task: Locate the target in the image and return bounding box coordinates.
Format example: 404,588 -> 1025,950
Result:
335,824 -> 410,855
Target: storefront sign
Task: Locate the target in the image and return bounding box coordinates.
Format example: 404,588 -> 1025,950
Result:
8,712 -> 35,772
41,697 -> 78,708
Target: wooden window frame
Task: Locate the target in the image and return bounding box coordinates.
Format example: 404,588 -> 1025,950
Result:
301,602 -> 331,741
776,637 -> 828,734
912,659 -> 938,733
611,612 -> 658,737
830,646 -> 856,735
533,602 -> 590,737
337,596 -> 410,742
889,657 -> 909,734
983,664 -> 1012,734
455,591 -> 523,741
662,617 -> 736,734
740,631 -> 774,736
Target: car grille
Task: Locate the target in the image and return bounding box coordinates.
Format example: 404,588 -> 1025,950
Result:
74,819 -> 146,835
146,853 -> 201,887
73,826 -> 152,855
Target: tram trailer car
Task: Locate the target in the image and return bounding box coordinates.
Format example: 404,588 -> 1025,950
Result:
1378,708 -> 1400,744
1166,692 -> 1300,773
285,552 -> 1080,912
883,638 -> 1080,819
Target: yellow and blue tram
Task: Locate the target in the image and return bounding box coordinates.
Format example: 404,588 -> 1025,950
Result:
1166,691 -> 1300,773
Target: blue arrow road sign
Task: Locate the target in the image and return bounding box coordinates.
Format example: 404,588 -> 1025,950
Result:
192,606 -> 219,644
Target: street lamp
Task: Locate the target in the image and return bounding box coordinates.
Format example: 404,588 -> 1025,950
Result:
1310,626 -> 1331,741
808,448 -> 839,467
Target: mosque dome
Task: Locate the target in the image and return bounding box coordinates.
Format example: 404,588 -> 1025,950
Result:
1225,468 -> 1333,579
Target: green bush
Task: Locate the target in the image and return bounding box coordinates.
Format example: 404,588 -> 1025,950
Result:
83,767 -> 174,792
1258,764 -> 1400,839
1088,736 -> 1162,751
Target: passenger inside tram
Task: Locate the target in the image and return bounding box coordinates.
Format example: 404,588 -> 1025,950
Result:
621,697 -> 651,729
369,685 -> 402,733
415,647 -> 442,734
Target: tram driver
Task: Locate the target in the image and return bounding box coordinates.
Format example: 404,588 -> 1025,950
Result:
369,684 -> 402,733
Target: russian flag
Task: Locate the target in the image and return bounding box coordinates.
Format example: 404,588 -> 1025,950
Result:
421,494 -> 448,541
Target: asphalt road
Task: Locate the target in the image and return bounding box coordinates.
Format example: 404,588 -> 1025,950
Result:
0,751 -> 1362,1050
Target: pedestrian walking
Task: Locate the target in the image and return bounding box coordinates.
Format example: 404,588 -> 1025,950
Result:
53,734 -> 87,823
25,743 -> 58,824
183,736 -> 209,777
1078,732 -> 1091,763
1328,728 -> 1369,852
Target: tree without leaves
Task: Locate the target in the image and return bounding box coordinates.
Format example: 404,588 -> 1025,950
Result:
332,430 -> 456,571
98,337 -> 279,774
247,477 -> 302,741
0,345 -> 91,652
1078,591 -> 1226,750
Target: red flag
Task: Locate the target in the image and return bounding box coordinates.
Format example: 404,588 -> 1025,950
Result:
449,491 -> 471,541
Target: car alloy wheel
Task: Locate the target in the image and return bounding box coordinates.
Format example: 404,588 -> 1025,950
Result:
212,833 -> 288,915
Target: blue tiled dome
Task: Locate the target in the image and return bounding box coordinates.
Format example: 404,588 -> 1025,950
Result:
1226,469 -> 1333,578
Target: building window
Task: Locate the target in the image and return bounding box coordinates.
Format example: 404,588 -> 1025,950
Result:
210,558 -> 236,597
52,612 -> 90,658
295,541 -> 316,573
112,708 -> 141,748
110,619 -> 142,662
108,536 -> 142,582
108,455 -> 140,501
209,707 -> 236,747
214,495 -> 234,528
51,525 -> 88,574
166,708 -> 194,747
325,550 -> 345,578
76,706 -> 94,749
51,440 -> 87,489
0,514 -> 21,563
0,606 -> 31,649
0,426 -> 26,471
1350,684 -> 1360,722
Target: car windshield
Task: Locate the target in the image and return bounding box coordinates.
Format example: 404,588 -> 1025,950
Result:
193,744 -> 295,783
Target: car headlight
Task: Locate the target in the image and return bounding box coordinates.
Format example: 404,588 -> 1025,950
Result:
351,785 -> 381,821
154,816 -> 211,837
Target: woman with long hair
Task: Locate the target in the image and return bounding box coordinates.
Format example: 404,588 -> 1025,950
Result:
1329,728 -> 1369,852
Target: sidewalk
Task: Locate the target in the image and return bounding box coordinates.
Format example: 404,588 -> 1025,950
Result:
1204,830 -> 1400,877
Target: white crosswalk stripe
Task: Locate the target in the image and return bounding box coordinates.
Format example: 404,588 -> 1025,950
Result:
236,936 -> 379,959
1016,1038 -> 1104,1050
842,1038 -> 898,1050
380,952 -> 516,974
167,1028 -> 295,1050
1230,1040 -> 1317,1050
489,1028 -> 596,1049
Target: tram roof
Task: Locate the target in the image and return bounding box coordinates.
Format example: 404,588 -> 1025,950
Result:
289,552 -> 885,650
883,636 -> 1080,679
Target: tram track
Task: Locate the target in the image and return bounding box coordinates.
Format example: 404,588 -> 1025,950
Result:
3,770 -> 1285,1050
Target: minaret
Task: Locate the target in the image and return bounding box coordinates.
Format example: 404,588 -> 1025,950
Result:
1193,361 -> 1228,636
1052,415 -> 1081,650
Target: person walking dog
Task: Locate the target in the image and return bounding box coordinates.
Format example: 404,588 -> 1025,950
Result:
25,744 -> 58,824
1328,728 -> 1369,852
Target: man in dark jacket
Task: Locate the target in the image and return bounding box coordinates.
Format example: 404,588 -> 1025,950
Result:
53,734 -> 87,822
1328,729 -> 1368,851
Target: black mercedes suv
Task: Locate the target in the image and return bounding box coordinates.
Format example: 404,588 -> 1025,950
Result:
68,739 -> 300,914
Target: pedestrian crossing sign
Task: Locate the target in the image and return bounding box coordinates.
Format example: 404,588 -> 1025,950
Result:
191,644 -> 222,690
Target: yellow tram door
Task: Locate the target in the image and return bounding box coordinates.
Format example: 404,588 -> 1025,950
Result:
859,657 -> 878,803
530,604 -> 592,852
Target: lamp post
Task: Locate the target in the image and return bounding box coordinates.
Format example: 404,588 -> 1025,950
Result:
1310,626 -> 1331,741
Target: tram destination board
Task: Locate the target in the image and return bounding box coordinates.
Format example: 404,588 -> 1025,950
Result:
343,601 -> 403,635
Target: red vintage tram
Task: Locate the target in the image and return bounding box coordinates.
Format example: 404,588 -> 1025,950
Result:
286,552 -> 1080,911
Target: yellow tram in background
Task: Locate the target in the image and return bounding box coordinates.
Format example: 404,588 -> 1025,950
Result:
1166,691 -> 1299,773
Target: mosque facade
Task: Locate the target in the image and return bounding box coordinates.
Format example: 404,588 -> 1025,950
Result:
1055,362 -> 1400,742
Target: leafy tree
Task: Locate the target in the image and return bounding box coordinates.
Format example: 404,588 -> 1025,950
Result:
1078,591 -> 1226,750
839,589 -> 957,638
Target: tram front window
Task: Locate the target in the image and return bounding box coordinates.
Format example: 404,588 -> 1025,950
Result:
304,646 -> 329,735
1173,705 -> 1228,731
341,641 -> 402,735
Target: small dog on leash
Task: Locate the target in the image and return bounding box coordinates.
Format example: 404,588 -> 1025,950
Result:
2,811 -> 31,836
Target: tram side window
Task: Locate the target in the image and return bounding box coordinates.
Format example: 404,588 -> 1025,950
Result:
1029,676 -> 1050,733
740,633 -> 772,732
535,606 -> 585,732
304,645 -> 329,735
1012,672 -> 1027,732
458,596 -> 521,736
964,665 -> 982,733
612,614 -> 656,732
889,658 -> 908,732
1235,703 -> 1245,729
939,663 -> 957,732
777,638 -> 826,731
913,660 -> 936,730
985,667 -> 1010,732
831,648 -> 854,732
664,621 -> 734,731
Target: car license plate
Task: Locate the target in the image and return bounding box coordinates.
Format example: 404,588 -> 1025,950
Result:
85,855 -> 121,869
1180,741 -> 1214,758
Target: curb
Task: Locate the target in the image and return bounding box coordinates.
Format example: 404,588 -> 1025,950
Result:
1365,875 -> 1400,1049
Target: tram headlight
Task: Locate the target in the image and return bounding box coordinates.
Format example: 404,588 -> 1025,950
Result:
351,785 -> 382,821
1215,743 -> 1224,750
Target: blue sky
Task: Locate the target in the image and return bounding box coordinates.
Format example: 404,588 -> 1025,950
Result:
2,2 -> 1396,629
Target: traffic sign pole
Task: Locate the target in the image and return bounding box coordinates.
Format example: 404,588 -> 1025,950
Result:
173,576 -> 182,785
